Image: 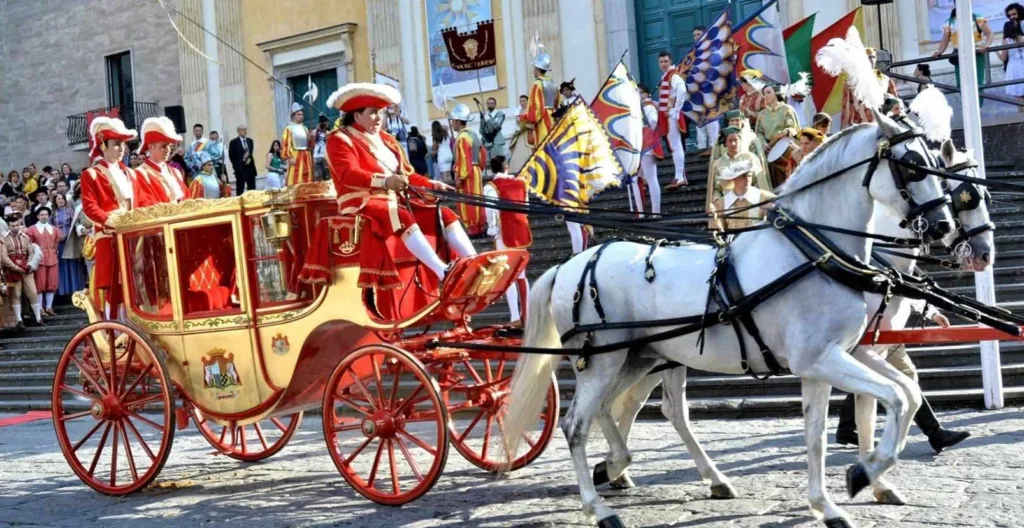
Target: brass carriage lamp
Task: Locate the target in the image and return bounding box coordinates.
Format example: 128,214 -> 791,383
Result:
261,189 -> 292,247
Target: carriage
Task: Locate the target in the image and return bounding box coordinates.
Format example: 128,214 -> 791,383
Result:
50,182 -> 559,505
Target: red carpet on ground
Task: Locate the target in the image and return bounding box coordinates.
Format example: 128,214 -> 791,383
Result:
0,411 -> 51,427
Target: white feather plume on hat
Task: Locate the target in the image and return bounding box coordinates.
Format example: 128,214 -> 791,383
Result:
780,72 -> 811,98
815,27 -> 884,111
909,85 -> 953,142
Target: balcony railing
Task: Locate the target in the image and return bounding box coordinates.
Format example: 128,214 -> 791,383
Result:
66,102 -> 161,146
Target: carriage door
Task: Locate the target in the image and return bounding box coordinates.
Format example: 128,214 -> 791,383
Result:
172,218 -> 265,415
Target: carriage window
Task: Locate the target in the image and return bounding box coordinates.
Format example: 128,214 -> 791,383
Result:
125,231 -> 172,319
247,211 -> 311,308
174,222 -> 243,317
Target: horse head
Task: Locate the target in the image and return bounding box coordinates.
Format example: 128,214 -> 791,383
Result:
939,140 -> 996,271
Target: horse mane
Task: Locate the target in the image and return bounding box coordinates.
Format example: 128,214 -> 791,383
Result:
776,123 -> 875,197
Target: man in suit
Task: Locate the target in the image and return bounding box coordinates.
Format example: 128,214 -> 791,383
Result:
229,124 -> 257,195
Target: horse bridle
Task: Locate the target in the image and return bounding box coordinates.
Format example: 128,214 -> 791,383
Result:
943,158 -> 995,254
862,126 -> 952,239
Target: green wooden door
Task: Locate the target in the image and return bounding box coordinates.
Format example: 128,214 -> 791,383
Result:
287,69 -> 340,130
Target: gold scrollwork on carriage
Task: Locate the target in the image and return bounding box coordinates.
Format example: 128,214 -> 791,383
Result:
183,315 -> 251,331
127,312 -> 178,333
467,255 -> 511,296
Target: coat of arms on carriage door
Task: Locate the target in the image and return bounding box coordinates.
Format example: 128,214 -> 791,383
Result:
271,333 -> 290,356
201,350 -> 242,390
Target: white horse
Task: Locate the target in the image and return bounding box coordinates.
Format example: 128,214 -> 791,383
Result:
500,112 -> 955,528
602,140 -> 996,508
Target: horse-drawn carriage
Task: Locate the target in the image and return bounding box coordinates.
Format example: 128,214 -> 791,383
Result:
50,182 -> 559,504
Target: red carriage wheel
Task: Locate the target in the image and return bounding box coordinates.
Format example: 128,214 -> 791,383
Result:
51,322 -> 175,495
191,406 -> 302,462
444,355 -> 559,472
322,344 -> 449,506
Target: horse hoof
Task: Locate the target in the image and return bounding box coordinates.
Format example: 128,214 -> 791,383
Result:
710,483 -> 738,499
597,514 -> 627,528
609,473 -> 636,490
824,518 -> 855,528
846,463 -> 870,498
593,462 -> 611,487
874,489 -> 906,505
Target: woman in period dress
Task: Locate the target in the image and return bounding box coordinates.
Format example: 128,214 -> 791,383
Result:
54,193 -> 87,296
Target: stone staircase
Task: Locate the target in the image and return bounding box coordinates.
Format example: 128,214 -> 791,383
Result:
2,153 -> 1023,415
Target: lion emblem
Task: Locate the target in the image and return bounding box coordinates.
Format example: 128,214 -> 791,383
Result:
462,38 -> 480,60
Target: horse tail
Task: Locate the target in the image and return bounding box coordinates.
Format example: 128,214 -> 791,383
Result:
500,267 -> 561,473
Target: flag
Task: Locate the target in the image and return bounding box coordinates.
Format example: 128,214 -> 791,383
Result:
783,14 -> 817,83
589,61 -> 644,178
520,101 -> 623,209
678,8 -> 739,127
811,8 -> 865,116
733,0 -> 789,84
440,20 -> 498,71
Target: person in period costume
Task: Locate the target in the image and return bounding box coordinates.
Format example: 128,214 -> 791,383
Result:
657,51 -> 689,190
282,102 -> 314,186
781,72 -> 815,128
185,123 -> 208,174
739,70 -> 767,130
708,110 -> 770,192
188,152 -> 232,199
80,117 -> 156,318
136,117 -> 190,204
482,156 -> 532,324
812,112 -> 833,136
320,83 -> 477,288
841,48 -> 900,128
629,84 -> 665,215
706,127 -> 765,225
64,197 -> 94,283
25,207 -> 60,316
1,213 -> 44,329
755,84 -> 800,188
524,48 -> 560,149
793,127 -> 826,165
450,104 -> 487,237
709,160 -> 775,232
53,193 -> 87,296
479,97 -> 507,162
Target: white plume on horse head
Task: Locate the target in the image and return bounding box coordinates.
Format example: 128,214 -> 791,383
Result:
909,85 -> 953,142
815,27 -> 884,111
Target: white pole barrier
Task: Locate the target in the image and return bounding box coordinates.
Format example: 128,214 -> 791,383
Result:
956,0 -> 1003,409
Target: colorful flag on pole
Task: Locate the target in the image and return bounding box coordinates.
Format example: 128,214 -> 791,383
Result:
811,8 -> 865,116
679,8 -> 739,127
440,20 -> 499,71
733,0 -> 790,84
520,101 -> 623,209
783,14 -> 817,84
589,61 -> 644,178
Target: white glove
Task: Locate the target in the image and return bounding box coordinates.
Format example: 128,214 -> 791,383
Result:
486,225 -> 499,238
669,108 -> 680,120
76,225 -> 87,236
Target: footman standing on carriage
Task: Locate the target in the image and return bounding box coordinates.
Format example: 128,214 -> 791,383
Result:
450,103 -> 487,237
135,117 -> 190,204
323,83 -> 477,287
483,155 -> 532,323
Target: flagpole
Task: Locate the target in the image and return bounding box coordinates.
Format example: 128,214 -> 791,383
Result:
956,0 -> 1002,410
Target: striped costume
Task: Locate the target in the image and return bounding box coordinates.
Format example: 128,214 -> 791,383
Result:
453,127 -> 487,236
282,122 -> 313,186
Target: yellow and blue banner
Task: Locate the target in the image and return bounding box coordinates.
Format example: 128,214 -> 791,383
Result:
520,101 -> 623,209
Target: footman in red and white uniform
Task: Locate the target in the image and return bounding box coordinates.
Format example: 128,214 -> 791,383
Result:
657,51 -> 689,190
632,84 -> 665,214
482,155 -> 531,323
136,117 -> 190,204
324,83 -> 477,289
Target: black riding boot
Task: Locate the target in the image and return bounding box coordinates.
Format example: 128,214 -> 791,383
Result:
835,393 -> 859,446
915,396 -> 971,454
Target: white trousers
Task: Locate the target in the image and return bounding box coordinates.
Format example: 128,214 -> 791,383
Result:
630,153 -> 661,214
567,221 -> 584,254
496,239 -> 529,322
667,122 -> 686,183
704,120 -> 721,151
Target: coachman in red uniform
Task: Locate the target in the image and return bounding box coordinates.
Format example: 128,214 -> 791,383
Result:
482,155 -> 531,323
136,117 -> 190,204
322,83 -> 477,289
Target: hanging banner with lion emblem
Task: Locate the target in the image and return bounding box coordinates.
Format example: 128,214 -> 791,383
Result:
441,20 -> 498,72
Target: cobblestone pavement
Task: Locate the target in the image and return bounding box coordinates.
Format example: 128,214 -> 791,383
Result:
1,407 -> 1022,527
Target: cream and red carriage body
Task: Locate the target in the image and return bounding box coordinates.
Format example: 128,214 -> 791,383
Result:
51,182 -> 558,504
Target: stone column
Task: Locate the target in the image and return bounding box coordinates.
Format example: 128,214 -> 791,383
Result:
604,0 -> 638,74
849,0 -> 901,62
214,0 -> 247,136
367,0 -> 403,81
522,0 -> 563,85
175,0 -> 210,129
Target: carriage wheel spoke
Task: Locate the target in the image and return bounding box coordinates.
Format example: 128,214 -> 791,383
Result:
117,344 -> 136,396
349,371 -> 379,412
484,359 -> 493,383
61,385 -> 100,404
109,420 -> 119,486
343,436 -> 375,465
366,440 -> 385,488
495,416 -> 509,453
122,363 -> 156,401
123,393 -> 164,409
461,360 -> 484,384
60,410 -> 93,423
495,360 -> 506,381
335,395 -> 373,416
458,410 -> 486,443
388,361 -> 403,410
253,422 -> 269,451
523,432 -> 537,448
126,410 -> 164,433
83,343 -> 110,395
124,416 -> 157,462
387,439 -> 400,494
69,355 -> 107,396
217,425 -> 229,447
482,415 -> 494,459
332,422 -> 363,433
72,421 -> 104,453
370,356 -> 387,410
391,385 -> 425,416
395,436 -> 423,481
118,422 -> 139,482
105,329 -> 118,393
87,422 -> 113,477
397,427 -> 436,455
271,417 -> 289,432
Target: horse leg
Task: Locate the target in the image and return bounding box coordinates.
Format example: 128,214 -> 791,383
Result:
853,347 -> 922,454
660,366 -> 737,499
604,373 -> 663,489
801,378 -> 854,526
854,393 -> 905,505
798,344 -> 909,502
